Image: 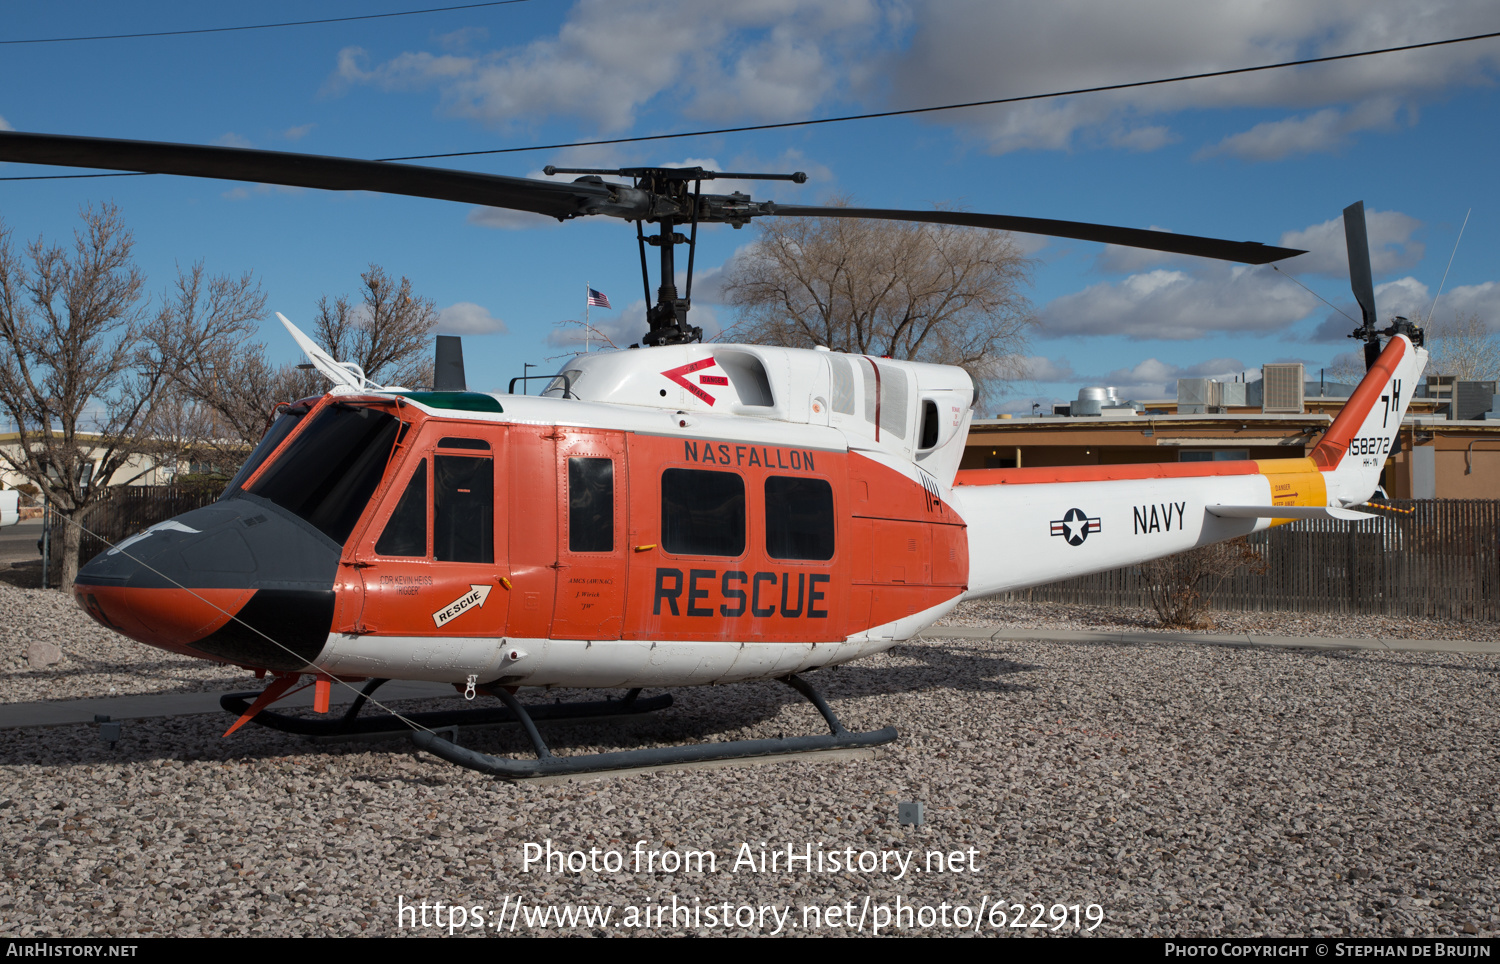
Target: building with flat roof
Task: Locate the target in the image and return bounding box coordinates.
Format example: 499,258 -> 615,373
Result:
966,380 -> 1500,499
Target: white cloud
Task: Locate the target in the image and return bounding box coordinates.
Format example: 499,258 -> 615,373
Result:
329,46 -> 476,95
886,0 -> 1500,157
221,183 -> 303,201
1276,207 -> 1424,277
437,26 -> 488,52
1309,277 -> 1500,341
1038,264 -> 1316,339
1432,281 -> 1500,325
991,353 -> 1252,404
327,0 -> 895,132
466,206 -> 562,230
0,115 -> 12,132
1014,355 -> 1077,382
1094,228 -> 1220,274
1107,124 -> 1179,152
1195,97 -> 1403,161
321,0 -> 1500,165
682,244 -> 763,305
214,132 -> 252,148
1367,276 -> 1500,326
548,297 -> 725,351
991,395 -> 1065,416
1076,356 -> 1249,399
281,123 -> 316,141
546,300 -> 648,350
436,302 -> 507,335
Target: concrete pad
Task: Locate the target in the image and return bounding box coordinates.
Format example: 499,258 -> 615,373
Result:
0,680 -> 456,730
2,626 -> 1494,733
917,625 -> 1500,655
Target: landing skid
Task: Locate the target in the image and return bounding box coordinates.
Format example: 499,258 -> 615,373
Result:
409,674 -> 898,780
219,680 -> 672,740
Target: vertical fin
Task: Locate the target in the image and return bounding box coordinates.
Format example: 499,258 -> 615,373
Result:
1311,334 -> 1428,505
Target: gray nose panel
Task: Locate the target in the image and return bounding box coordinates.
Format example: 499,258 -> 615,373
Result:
75,495 -> 341,592
180,528 -> 256,573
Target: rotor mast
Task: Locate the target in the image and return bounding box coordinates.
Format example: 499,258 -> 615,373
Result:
545,166 -> 806,346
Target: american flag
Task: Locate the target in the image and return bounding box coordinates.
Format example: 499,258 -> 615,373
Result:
586,287 -> 611,309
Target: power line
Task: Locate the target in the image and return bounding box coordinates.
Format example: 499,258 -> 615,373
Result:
4,24 -> 1498,183
0,0 -> 533,46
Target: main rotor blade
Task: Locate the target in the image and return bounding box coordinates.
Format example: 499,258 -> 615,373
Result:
0,131 -> 613,220
770,205 -> 1304,264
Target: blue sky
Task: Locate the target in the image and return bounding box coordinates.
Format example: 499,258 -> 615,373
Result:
2,0 -> 1497,412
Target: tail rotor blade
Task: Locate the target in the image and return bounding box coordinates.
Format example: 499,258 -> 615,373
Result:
1343,201 -> 1381,368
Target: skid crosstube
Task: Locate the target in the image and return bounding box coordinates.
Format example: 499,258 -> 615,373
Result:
219,680 -> 672,739
409,674 -> 897,779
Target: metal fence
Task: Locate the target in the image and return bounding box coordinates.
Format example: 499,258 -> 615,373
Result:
998,500 -> 1500,621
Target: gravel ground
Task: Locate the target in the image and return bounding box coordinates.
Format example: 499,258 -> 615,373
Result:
2,588 -> 1498,938
0,582 -> 257,704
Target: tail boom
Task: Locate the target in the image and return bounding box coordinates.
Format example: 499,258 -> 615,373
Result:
950,335 -> 1425,598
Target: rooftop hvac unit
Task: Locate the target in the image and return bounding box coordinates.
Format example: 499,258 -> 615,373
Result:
1454,380 -> 1499,421
1073,386 -> 1107,416
1221,382 -> 1247,407
1424,374 -> 1455,398
1177,377 -> 1221,415
1262,363 -> 1304,414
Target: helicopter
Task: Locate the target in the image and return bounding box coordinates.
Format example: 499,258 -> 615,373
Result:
0,132 -> 1427,778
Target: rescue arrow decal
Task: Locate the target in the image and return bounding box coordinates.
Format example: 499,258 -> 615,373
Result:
432,584 -> 493,628
661,358 -> 720,405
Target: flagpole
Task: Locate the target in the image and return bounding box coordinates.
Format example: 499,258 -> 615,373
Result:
584,281 -> 590,354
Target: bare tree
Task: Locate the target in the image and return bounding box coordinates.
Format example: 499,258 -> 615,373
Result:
142,262 -> 268,457
1427,311 -> 1499,382
312,264 -> 438,388
156,264 -> 439,458
0,205 -> 179,588
723,199 -> 1035,398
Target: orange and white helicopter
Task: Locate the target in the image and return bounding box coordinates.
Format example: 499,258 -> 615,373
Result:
0,133 -> 1425,777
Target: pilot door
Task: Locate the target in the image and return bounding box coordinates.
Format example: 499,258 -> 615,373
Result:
550,431 -> 628,639
349,425 -> 509,642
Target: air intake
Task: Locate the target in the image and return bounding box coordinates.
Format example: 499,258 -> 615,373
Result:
1261,363 -> 1304,414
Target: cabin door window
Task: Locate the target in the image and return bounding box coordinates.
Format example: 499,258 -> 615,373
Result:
551,432 -> 627,640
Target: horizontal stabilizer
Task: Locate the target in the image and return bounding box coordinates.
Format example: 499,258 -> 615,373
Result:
1207,505 -> 1376,521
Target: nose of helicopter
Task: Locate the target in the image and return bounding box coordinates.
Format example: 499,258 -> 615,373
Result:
73,498 -> 343,672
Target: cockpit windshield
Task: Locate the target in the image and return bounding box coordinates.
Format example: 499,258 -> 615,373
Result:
242,403 -> 402,546
222,405 -> 308,498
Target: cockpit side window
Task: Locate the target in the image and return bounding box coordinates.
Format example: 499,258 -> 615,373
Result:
375,460 -> 428,557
